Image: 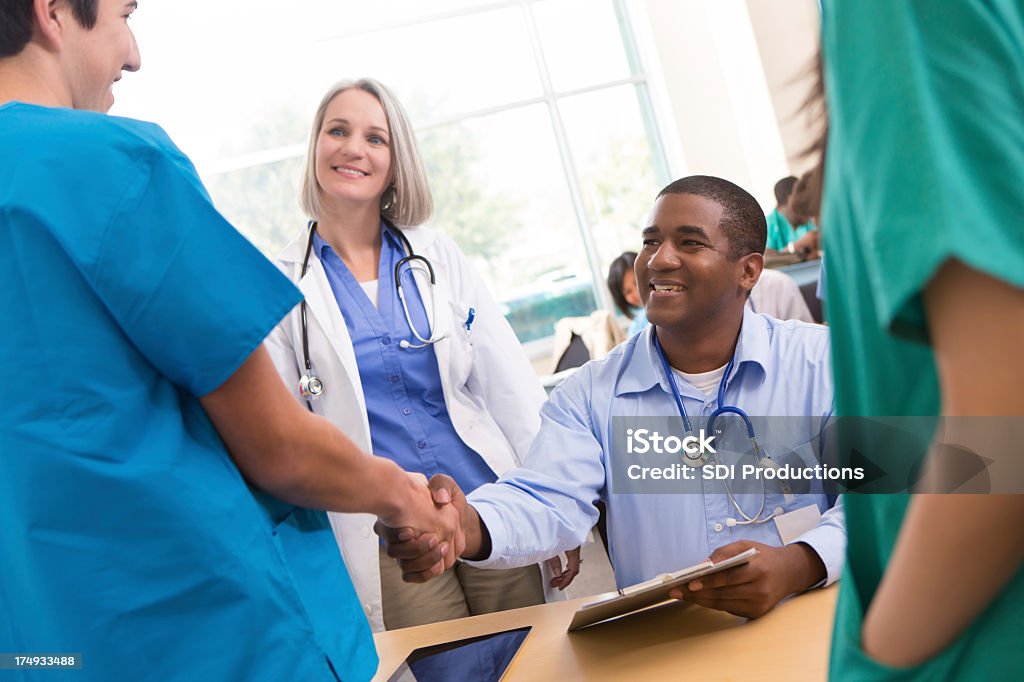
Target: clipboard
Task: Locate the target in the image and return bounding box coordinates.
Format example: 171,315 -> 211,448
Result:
567,548 -> 758,632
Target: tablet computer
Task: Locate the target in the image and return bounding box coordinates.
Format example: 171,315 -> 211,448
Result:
567,548 -> 758,632
384,626 -> 532,682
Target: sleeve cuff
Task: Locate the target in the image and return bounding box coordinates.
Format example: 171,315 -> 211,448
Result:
791,525 -> 845,588
461,493 -> 510,569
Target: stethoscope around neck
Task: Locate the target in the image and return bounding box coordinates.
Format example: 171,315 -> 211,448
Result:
297,218 -> 447,402
652,334 -> 789,526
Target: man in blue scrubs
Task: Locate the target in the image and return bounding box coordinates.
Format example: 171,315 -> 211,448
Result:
383,176 -> 845,619
0,2 -> 460,680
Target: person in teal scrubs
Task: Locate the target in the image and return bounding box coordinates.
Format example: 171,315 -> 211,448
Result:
820,0 -> 1024,678
0,2 -> 460,680
765,175 -> 816,253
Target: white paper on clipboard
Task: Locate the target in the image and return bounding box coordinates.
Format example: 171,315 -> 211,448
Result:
567,548 -> 758,632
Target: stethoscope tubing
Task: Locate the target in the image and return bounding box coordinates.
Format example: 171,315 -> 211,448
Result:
297,218 -> 446,399
652,333 -> 772,524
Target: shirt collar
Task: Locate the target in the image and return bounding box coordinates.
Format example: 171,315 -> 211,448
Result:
614,306 -> 771,398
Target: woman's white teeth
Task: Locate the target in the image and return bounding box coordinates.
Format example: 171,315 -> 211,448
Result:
336,167 -> 366,176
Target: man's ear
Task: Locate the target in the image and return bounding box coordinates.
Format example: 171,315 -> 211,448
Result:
738,253 -> 764,295
33,0 -> 68,51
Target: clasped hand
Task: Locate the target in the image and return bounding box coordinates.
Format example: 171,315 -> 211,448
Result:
375,474 -> 471,583
376,474 -> 585,588
374,473 -> 467,583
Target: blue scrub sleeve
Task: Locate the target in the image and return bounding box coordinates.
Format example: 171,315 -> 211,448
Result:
89,146 -> 302,397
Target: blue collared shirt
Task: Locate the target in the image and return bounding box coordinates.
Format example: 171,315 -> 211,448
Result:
314,227 -> 496,494
467,308 -> 844,588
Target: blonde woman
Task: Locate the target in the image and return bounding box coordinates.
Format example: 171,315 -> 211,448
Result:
267,79 -> 571,631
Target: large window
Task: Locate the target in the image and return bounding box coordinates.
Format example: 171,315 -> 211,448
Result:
114,0 -> 672,348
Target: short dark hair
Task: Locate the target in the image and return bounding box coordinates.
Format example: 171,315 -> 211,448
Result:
607,251 -> 638,318
657,175 -> 767,260
773,175 -> 798,205
1,0 -> 98,58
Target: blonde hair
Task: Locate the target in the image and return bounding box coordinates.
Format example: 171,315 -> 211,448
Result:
299,78 -> 433,227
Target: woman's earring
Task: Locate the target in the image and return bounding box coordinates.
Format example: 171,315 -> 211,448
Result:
381,185 -> 397,212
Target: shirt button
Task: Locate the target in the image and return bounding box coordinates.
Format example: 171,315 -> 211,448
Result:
361,526 -> 371,538
390,374 -> 400,384
417,440 -> 427,450
364,603 -> 373,615
713,522 -> 724,532
381,335 -> 391,345
774,507 -> 785,517
402,408 -> 412,415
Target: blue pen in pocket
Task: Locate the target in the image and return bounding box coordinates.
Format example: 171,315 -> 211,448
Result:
465,307 -> 476,332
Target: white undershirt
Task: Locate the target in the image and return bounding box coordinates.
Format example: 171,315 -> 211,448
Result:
359,279 -> 379,308
673,363 -> 728,398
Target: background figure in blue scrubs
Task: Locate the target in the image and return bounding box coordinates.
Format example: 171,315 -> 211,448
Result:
0,3 -> 461,680
267,78 -> 573,633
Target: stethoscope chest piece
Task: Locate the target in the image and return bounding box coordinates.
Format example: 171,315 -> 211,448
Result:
299,373 -> 323,400
682,449 -> 709,468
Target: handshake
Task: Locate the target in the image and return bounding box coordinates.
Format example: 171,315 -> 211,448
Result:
373,473 -> 482,583
375,473 -> 582,590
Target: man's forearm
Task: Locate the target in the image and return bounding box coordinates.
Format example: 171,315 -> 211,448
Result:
201,345 -> 415,518
271,413 -> 413,517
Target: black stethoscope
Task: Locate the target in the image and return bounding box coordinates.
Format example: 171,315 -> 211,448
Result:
652,333 -> 788,525
297,218 -> 447,401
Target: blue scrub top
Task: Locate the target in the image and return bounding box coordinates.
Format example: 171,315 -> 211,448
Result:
315,228 -> 496,495
0,103 -> 376,681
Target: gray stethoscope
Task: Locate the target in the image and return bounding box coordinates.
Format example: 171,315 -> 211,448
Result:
297,219 -> 447,401
653,334 -> 791,526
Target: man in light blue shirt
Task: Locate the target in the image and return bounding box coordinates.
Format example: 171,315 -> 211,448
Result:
383,175 -> 843,618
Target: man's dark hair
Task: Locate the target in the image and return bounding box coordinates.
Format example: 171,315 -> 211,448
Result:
607,251 -> 638,318
1,0 -> 98,58
657,175 -> 767,259
773,175 -> 798,205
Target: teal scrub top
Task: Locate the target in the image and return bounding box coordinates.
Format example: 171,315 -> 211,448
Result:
0,103 -> 377,681
765,207 -> 814,251
822,1 -> 1024,678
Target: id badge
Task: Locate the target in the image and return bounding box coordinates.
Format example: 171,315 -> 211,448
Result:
773,504 -> 822,545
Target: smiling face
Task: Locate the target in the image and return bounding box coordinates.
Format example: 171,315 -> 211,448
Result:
61,0 -> 142,112
314,88 -> 393,212
636,193 -> 752,334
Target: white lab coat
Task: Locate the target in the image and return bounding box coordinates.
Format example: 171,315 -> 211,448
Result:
266,224 -> 561,631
